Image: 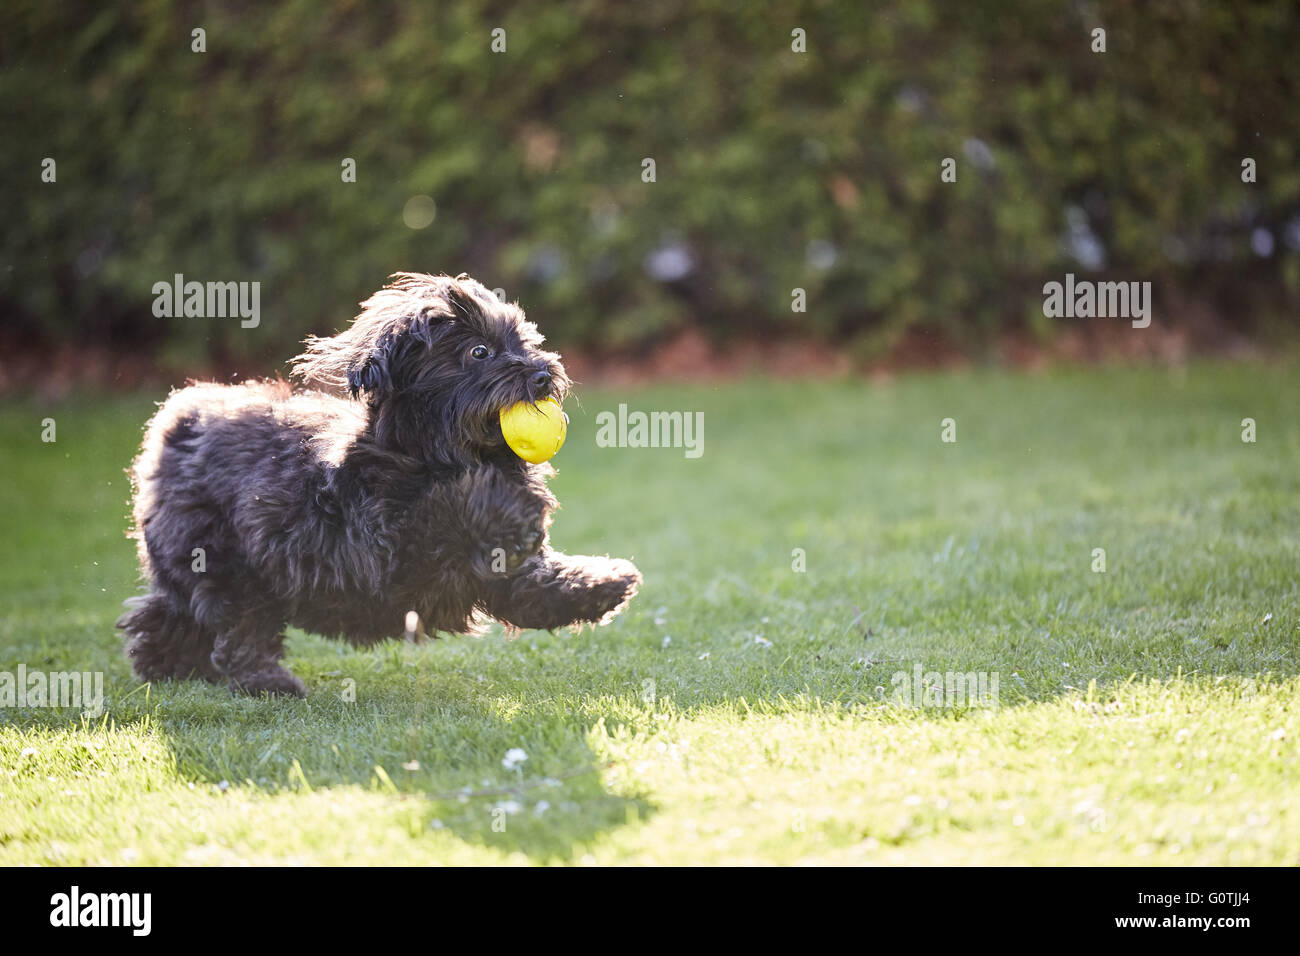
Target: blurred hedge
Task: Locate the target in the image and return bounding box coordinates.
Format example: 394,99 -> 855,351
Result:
2,0 -> 1298,363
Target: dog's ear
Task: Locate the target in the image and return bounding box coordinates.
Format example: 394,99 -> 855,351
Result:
343,333 -> 395,398
292,331 -> 374,398
292,275 -> 457,398
346,357 -> 387,397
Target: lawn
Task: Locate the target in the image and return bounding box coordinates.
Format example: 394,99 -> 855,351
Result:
1,364 -> 1297,865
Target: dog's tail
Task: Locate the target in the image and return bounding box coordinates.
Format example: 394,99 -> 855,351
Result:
117,592 -> 223,684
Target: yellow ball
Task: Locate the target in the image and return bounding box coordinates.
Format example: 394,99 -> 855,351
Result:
499,397 -> 568,464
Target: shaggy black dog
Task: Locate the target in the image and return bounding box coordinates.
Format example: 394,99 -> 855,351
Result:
119,273 -> 641,696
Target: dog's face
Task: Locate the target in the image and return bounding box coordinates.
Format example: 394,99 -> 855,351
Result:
293,273 -> 570,461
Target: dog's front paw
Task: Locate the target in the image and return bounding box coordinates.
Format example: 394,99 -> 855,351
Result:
478,552 -> 640,631
585,558 -> 642,623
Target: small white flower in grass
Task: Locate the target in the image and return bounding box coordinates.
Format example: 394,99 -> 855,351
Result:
502,747 -> 528,771
402,760 -> 420,771
754,635 -> 773,648
1262,612 -> 1273,624
698,652 -> 711,660
662,635 -> 672,648
217,780 -> 230,792
20,748 -> 36,758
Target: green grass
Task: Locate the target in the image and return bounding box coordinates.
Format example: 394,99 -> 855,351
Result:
1,364 -> 1298,865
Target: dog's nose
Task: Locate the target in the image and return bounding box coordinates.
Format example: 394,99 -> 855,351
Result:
530,369 -> 552,394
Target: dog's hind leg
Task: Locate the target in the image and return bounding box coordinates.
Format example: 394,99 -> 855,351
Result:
186,578 -> 305,698
118,591 -> 223,684
209,621 -> 305,698
480,549 -> 641,631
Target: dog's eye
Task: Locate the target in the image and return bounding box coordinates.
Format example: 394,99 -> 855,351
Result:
469,345 -> 491,361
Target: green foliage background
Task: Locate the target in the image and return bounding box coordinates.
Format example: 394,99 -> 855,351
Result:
2,0 -> 1298,362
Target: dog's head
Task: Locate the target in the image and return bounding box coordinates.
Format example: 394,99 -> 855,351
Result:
292,273 -> 570,462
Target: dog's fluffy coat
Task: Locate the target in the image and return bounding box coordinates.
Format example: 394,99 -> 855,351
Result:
119,273 -> 641,696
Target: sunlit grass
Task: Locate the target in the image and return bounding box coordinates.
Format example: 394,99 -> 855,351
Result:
1,363 -> 1297,864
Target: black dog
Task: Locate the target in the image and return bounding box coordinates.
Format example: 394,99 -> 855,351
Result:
119,273 -> 641,696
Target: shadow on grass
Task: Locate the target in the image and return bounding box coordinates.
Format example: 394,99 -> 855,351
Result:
74,651 -> 656,863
